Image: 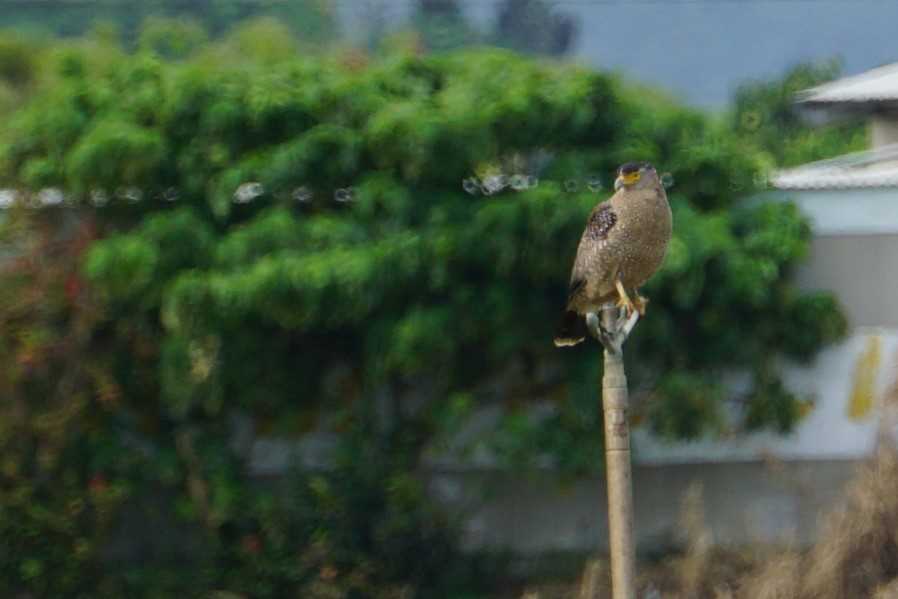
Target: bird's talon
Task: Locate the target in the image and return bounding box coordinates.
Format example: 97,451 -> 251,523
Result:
616,295 -> 636,318
633,295 -> 649,316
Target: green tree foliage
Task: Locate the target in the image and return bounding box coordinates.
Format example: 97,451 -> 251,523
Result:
0,30 -> 41,113
138,16 -> 209,60
0,26 -> 848,596
0,0 -> 339,47
732,59 -> 867,167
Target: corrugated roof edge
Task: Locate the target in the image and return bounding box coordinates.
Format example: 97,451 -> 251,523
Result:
798,61 -> 898,104
772,143 -> 898,190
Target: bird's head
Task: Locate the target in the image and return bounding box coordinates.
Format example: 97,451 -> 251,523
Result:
614,161 -> 658,191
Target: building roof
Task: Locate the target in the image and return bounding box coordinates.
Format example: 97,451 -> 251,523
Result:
800,62 -> 898,104
772,143 -> 898,190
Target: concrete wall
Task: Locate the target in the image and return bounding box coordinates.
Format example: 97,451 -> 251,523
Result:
795,233 -> 898,327
425,333 -> 898,555
427,459 -> 861,554
245,327 -> 898,554
634,331 -> 898,465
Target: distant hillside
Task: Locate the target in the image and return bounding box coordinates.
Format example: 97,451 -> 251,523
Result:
338,0 -> 898,109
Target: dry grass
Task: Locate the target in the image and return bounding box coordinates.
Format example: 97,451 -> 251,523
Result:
515,441 -> 898,599
780,444 -> 898,599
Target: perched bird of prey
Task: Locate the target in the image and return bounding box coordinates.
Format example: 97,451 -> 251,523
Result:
554,162 -> 672,347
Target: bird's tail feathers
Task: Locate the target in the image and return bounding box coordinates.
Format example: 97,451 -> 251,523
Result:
554,310 -> 587,347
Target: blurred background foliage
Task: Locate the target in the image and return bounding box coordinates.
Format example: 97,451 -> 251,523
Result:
0,4 -> 857,597
731,58 -> 867,167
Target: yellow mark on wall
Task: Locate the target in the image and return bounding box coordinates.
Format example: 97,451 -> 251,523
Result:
848,335 -> 882,421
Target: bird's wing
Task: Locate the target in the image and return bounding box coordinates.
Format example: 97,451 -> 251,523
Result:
583,201 -> 618,242
567,200 -> 618,303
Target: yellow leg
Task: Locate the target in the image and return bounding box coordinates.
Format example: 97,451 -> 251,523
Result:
615,280 -> 636,316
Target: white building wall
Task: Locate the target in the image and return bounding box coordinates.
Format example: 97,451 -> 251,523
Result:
633,330 -> 898,465
872,115 -> 898,149
635,189 -> 898,466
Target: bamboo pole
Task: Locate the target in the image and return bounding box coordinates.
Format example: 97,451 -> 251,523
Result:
589,308 -> 638,599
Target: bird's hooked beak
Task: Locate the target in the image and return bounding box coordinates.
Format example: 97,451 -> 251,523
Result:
614,176 -> 624,191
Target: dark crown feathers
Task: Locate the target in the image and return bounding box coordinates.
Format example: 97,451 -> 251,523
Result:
618,161 -> 654,175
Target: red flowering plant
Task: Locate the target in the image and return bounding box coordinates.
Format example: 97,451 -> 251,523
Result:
0,206 -> 135,595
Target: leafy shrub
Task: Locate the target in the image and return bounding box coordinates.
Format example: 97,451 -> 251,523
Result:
0,25 -> 852,597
